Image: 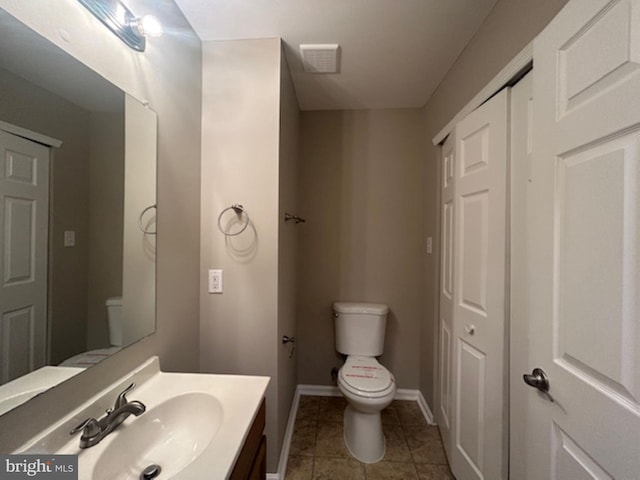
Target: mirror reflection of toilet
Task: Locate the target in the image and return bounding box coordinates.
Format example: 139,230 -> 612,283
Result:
59,297 -> 123,367
333,301 -> 396,463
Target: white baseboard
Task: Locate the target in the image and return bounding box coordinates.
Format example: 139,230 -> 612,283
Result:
394,388 -> 436,425
272,384 -> 436,478
297,384 -> 341,397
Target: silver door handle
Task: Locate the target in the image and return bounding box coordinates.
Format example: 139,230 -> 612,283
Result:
523,367 -> 554,402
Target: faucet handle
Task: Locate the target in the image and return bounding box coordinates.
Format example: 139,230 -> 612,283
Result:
70,418 -> 100,437
114,382 -> 136,409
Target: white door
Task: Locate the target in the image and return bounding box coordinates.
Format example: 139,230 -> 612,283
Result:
509,71 -> 533,480
0,130 -> 49,384
437,132 -> 455,452
450,88 -> 508,480
524,0 -> 640,477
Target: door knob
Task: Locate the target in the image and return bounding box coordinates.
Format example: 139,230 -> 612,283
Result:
523,367 -> 554,402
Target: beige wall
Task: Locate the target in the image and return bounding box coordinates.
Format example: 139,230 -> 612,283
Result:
277,52 -> 300,464
297,109 -> 426,388
87,111 -> 124,350
419,0 -> 570,406
0,0 -> 202,451
199,38 -> 285,472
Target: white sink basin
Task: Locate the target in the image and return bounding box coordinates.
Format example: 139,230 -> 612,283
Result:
17,358 -> 269,480
92,393 -> 223,480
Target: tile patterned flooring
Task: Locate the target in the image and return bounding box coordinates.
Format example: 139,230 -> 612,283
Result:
285,396 -> 454,480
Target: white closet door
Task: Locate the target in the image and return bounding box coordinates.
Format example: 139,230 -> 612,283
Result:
0,130 -> 49,384
509,71 -> 533,480
450,88 -> 508,480
438,133 -> 455,454
524,0 -> 640,478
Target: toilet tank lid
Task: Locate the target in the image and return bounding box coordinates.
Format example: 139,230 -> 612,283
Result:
106,296 -> 122,307
333,302 -> 388,315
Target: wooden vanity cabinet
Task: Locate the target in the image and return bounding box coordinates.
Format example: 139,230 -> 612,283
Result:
230,399 -> 266,479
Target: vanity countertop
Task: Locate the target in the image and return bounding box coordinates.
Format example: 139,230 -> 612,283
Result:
16,357 -> 270,480
0,366 -> 85,417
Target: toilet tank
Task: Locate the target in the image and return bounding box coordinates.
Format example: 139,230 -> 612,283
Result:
333,302 -> 389,356
106,296 -> 123,346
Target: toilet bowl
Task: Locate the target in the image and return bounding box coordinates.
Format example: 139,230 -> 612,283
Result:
334,302 -> 396,463
338,355 -> 396,463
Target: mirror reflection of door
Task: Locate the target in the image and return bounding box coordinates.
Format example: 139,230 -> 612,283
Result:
0,129 -> 49,384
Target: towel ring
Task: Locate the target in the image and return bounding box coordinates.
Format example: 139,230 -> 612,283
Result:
138,204 -> 157,235
217,204 -> 250,236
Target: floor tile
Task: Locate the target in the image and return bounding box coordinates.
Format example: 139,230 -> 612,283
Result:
318,396 -> 347,423
404,426 -> 448,465
289,420 -> 317,457
365,461 -> 420,480
381,403 -> 401,425
382,424 -> 412,462
415,463 -> 455,480
312,457 -> 365,480
395,400 -> 428,426
315,421 -> 349,458
297,396 -> 321,422
285,456 -> 314,480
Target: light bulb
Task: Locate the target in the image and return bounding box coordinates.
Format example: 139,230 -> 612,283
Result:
136,14 -> 163,38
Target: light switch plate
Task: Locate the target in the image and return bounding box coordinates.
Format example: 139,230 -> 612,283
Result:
208,269 -> 223,293
64,230 -> 75,247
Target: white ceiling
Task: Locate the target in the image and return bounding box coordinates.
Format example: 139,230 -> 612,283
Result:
174,0 -> 498,111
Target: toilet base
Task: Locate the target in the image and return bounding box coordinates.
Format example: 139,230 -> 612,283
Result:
343,405 -> 385,464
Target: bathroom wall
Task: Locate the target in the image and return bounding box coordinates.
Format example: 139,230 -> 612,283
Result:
0,66 -> 92,364
419,0 -> 570,407
87,112 -> 124,351
297,109 -> 426,388
200,38 -> 295,472
277,51 -> 300,464
0,0 -> 202,451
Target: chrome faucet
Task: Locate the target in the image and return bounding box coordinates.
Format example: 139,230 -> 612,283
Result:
70,383 -> 146,449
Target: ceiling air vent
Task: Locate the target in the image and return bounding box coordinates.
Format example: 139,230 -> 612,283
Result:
299,44 -> 341,74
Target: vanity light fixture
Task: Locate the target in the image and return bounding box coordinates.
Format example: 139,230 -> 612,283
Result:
78,0 -> 163,52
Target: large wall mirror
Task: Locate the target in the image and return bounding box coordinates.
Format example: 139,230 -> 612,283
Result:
0,8 -> 157,414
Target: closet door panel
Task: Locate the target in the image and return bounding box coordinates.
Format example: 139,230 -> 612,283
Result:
450,89 -> 508,480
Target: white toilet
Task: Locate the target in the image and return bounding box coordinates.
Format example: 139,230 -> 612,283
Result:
334,301 -> 396,464
105,296 -> 123,347
60,297 -> 123,367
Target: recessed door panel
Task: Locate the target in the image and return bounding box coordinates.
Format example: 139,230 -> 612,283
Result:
456,339 -> 485,479
439,319 -> 452,428
443,200 -> 454,299
552,425 -> 614,480
4,197 -> 34,285
459,191 -> 489,316
556,131 -> 639,405
460,124 -> 490,177
558,0 -> 640,117
1,306 -> 34,381
5,150 -> 37,185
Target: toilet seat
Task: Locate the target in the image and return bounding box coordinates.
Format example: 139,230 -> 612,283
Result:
339,356 -> 395,397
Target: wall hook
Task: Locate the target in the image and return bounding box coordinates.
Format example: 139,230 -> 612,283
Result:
284,213 -> 306,224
